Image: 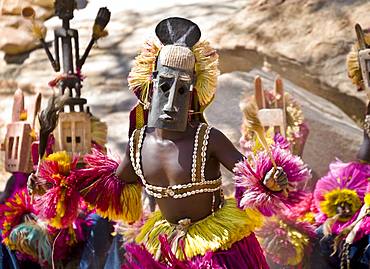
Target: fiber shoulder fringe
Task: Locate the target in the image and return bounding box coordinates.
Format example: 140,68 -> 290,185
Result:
135,198 -> 263,260
75,148 -> 143,223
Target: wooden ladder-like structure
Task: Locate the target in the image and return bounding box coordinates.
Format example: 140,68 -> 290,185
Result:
254,75 -> 287,137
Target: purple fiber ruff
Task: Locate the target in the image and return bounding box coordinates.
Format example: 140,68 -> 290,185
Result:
273,133 -> 290,150
122,234 -> 268,269
204,233 -> 269,269
11,172 -> 28,196
234,186 -> 246,208
122,243 -> 167,269
357,215 -> 370,241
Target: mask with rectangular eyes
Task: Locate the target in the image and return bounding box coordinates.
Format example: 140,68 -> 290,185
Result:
147,45 -> 196,132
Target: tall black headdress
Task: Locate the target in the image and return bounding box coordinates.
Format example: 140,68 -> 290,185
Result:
155,17 -> 201,47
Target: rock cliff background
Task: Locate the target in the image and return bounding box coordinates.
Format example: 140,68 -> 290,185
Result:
0,0 -> 367,190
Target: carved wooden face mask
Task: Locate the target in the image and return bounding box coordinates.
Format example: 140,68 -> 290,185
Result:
4,90 -> 41,173
53,111 -> 91,155
148,62 -> 194,132
147,17 -> 201,132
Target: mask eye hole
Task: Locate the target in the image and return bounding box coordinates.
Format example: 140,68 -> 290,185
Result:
159,82 -> 171,92
178,86 -> 187,95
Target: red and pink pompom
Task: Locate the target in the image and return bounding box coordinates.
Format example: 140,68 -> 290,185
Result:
235,136 -> 311,216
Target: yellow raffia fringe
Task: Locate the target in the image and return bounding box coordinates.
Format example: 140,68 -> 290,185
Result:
365,193 -> 370,207
320,188 -> 362,222
192,40 -> 219,107
298,211 -> 316,224
49,186 -> 67,229
347,33 -> 370,88
128,40 -> 162,107
45,151 -> 71,175
136,198 -> 263,260
128,39 -> 219,109
97,183 -> 142,223
284,223 -> 310,266
91,116 -> 108,147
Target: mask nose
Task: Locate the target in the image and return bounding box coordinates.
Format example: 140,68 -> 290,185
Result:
163,79 -> 179,114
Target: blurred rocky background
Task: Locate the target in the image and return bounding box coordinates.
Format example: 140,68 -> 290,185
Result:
0,0 -> 367,189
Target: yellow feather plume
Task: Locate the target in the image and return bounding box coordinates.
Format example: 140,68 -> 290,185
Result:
45,151 -> 72,175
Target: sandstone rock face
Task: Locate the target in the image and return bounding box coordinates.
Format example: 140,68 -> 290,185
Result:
206,70 -> 363,188
211,0 -> 370,122
0,0 -> 53,55
1,0 -> 54,19
0,17 -> 39,55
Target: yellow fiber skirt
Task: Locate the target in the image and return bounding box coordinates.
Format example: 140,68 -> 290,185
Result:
135,198 -> 263,260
